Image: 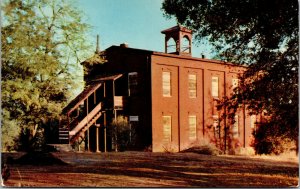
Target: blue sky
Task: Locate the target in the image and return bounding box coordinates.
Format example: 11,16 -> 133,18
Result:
76,0 -> 213,58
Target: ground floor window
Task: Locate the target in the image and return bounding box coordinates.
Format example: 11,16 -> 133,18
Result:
188,115 -> 197,141
232,115 -> 239,138
162,116 -> 172,143
213,115 -> 220,138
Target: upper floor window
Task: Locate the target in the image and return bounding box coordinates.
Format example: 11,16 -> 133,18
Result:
212,76 -> 219,98
188,74 -> 197,98
232,78 -> 239,88
162,71 -> 171,97
232,78 -> 239,93
162,115 -> 172,143
188,115 -> 197,141
128,72 -> 138,96
250,115 -> 256,129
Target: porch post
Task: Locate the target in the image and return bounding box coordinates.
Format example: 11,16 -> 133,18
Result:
86,97 -> 90,152
96,124 -> 100,153
104,112 -> 107,152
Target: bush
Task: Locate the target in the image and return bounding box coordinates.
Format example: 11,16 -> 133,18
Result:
110,116 -> 135,152
162,144 -> 177,153
253,123 -> 297,155
234,147 -> 255,156
1,118 -> 21,152
181,139 -> 222,155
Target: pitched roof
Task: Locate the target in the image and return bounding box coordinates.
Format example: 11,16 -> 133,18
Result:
62,74 -> 124,115
161,25 -> 192,34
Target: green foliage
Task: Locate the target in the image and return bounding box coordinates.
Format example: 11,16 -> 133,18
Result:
252,123 -> 297,155
1,0 -> 92,151
162,0 -> 298,154
110,116 -> 134,152
1,110 -> 21,152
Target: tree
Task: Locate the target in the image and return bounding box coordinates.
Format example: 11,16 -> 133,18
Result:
1,0 -> 92,151
162,0 -> 298,154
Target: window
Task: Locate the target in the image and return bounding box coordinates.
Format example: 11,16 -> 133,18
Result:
162,116 -> 172,143
250,115 -> 256,129
128,72 -> 138,96
232,78 -> 239,93
188,74 -> 197,98
188,115 -> 197,141
232,115 -> 239,138
212,76 -> 219,98
181,36 -> 190,53
162,72 -> 171,97
213,115 -> 220,137
232,78 -> 239,88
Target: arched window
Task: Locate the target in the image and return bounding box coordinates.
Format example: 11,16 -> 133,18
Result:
181,35 -> 191,53
167,37 -> 177,53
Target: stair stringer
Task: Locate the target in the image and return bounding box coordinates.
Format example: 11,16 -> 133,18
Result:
70,111 -> 103,145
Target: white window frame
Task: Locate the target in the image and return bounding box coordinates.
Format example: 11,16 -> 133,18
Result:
162,116 -> 172,143
213,115 -> 220,137
188,74 -> 197,98
188,115 -> 197,141
212,76 -> 219,98
232,115 -> 239,138
232,78 -> 239,89
162,71 -> 171,97
250,115 -> 256,129
232,78 -> 239,94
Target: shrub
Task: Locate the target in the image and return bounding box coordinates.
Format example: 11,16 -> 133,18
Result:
234,147 -> 255,156
253,123 -> 297,155
181,139 -> 222,155
162,144 -> 176,153
110,116 -> 135,152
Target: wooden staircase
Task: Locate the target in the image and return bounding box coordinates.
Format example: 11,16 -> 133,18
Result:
59,74 -> 125,149
58,128 -> 70,144
69,103 -> 103,144
59,82 -> 105,146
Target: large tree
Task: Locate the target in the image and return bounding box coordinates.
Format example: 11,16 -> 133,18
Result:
162,0 -> 298,153
1,0 -> 92,151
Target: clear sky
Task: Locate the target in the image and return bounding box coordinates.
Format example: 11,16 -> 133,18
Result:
76,0 -> 213,58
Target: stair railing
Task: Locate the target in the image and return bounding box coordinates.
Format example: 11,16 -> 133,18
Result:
69,102 -> 102,136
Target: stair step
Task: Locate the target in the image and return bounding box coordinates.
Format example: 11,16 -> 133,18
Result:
59,135 -> 69,137
59,137 -> 69,140
70,109 -> 103,144
59,131 -> 69,134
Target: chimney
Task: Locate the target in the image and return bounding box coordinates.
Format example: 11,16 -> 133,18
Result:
120,43 -> 129,48
201,54 -> 205,59
95,35 -> 100,54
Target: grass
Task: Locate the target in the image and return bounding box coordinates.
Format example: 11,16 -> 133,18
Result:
2,151 -> 299,187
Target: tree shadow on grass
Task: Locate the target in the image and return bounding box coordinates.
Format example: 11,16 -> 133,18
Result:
2,152 -> 299,187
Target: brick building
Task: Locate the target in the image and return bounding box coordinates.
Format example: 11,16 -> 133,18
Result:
59,26 -> 257,152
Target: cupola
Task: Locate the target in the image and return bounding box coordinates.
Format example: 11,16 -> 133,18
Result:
161,25 -> 192,56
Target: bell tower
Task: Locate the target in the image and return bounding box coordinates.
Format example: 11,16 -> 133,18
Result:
161,25 -> 192,56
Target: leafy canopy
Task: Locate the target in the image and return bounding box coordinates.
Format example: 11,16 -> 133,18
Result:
1,0 -> 93,151
162,0 -> 298,153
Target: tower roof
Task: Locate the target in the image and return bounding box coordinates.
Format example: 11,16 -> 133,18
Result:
161,25 -> 192,34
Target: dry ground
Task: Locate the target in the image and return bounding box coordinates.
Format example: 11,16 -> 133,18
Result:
1,151 -> 299,187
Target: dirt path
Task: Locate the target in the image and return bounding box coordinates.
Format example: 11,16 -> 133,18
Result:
2,152 -> 298,187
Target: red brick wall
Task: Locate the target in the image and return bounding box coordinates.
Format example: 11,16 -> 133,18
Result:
151,53 -> 253,152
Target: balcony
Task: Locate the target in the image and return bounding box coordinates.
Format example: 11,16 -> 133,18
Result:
114,96 -> 126,109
